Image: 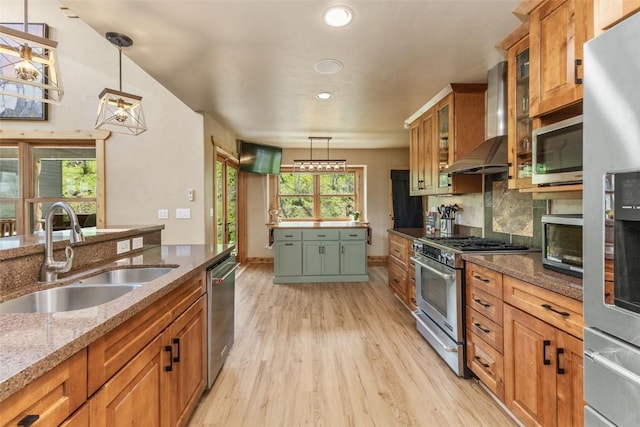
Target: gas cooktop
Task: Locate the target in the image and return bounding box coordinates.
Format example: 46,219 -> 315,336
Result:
418,236 -> 529,252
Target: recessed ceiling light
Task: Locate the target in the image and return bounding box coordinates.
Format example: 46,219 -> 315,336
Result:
316,92 -> 333,100
314,59 -> 343,74
323,6 -> 354,27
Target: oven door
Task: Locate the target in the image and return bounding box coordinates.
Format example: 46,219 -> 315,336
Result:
412,255 -> 459,342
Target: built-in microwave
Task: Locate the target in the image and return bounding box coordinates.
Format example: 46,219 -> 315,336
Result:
532,115 -> 583,185
542,214 -> 583,277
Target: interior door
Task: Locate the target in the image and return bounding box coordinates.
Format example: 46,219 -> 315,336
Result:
215,155 -> 238,245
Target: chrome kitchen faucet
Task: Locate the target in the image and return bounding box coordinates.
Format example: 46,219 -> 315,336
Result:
40,202 -> 86,282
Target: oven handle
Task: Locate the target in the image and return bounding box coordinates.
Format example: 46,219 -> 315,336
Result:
411,311 -> 458,353
411,256 -> 456,279
585,349 -> 640,387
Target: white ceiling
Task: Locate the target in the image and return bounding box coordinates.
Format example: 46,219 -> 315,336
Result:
60,0 -> 522,149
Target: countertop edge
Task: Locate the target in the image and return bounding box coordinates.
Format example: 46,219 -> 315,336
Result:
0,243 -> 234,402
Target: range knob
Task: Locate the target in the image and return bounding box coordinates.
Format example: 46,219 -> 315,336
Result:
440,252 -> 455,267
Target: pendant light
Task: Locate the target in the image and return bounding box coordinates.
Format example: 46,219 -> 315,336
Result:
0,0 -> 64,104
293,137 -> 347,173
95,32 -> 147,135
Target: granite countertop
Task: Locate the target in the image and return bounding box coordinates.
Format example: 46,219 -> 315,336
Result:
269,221 -> 370,229
0,243 -> 234,402
462,253 -> 583,301
387,228 -> 425,239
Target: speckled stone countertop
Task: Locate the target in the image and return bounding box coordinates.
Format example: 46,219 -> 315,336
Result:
462,253 -> 583,301
0,243 -> 234,402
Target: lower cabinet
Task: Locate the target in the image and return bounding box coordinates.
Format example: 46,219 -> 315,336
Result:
273,227 -> 368,283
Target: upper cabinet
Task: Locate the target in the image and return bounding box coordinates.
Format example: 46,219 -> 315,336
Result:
528,0 -> 594,116
407,84 -> 486,196
595,0 -> 640,31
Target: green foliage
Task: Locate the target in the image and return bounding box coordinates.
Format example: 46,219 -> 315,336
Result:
279,173 -> 313,194
278,172 -> 356,219
319,173 -> 354,194
61,160 -> 97,214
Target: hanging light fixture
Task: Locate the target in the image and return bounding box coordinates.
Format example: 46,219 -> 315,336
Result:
0,0 -> 64,104
95,32 -> 147,135
293,137 -> 347,173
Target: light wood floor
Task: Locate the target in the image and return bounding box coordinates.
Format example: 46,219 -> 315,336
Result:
189,264 -> 516,426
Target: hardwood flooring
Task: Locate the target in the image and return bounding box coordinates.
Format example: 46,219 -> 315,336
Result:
188,264 -> 516,426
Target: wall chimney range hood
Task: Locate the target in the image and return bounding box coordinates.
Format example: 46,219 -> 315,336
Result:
442,62 -> 508,175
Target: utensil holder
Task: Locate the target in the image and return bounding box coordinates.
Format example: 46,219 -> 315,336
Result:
440,218 -> 454,236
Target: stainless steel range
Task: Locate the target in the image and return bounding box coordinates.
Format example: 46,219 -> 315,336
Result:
411,236 -> 528,376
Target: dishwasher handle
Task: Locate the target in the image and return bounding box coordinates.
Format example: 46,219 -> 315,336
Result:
210,262 -> 240,284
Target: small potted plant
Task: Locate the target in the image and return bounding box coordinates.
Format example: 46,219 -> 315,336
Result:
349,209 -> 360,223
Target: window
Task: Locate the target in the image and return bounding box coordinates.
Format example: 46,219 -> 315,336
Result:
0,131 -> 106,237
276,167 -> 363,221
215,153 -> 238,244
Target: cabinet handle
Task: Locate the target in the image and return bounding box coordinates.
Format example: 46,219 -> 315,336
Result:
284,243 -> 294,246
574,59 -> 583,84
556,348 -> 565,375
284,234 -> 294,237
473,298 -> 491,308
341,246 -> 345,254
473,322 -> 491,334
17,415 -> 39,427
474,355 -> 490,369
164,345 -> 174,372
541,303 -> 570,317
418,179 -> 424,189
543,340 -> 551,365
473,275 -> 490,283
317,234 -> 326,237
172,338 -> 181,363
349,234 -> 358,237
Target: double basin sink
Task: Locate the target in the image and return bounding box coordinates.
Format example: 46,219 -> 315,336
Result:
0,267 -> 175,314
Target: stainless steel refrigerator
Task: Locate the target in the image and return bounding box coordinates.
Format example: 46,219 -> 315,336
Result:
584,11 -> 640,427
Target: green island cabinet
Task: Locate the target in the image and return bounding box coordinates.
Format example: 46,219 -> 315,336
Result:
273,228 -> 368,283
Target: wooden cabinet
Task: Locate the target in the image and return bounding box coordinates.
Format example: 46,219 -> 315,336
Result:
0,349 -> 87,427
465,262 -> 584,427
387,232 -> 416,309
528,0 -> 594,116
408,84 -> 486,196
274,227 -> 368,283
596,0 -> 640,31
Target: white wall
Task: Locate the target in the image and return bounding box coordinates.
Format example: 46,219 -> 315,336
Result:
246,147 -> 410,259
1,0 -> 212,244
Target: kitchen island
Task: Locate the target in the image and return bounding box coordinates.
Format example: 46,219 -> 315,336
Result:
269,221 -> 370,283
0,241 -> 234,425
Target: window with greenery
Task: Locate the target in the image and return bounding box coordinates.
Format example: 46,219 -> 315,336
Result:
216,153 -> 238,245
276,168 -> 362,221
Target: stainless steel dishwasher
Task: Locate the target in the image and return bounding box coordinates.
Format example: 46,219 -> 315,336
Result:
206,253 -> 239,388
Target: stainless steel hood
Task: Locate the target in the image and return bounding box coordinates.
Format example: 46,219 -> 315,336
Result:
443,61 -> 508,175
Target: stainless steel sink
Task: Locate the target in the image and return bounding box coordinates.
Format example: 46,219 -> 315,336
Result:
0,285 -> 140,314
71,267 -> 175,286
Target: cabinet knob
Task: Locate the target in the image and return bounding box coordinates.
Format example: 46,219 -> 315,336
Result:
17,415 -> 40,427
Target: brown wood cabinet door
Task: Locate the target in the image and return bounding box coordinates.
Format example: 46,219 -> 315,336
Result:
167,296 -> 208,427
529,0 -> 593,116
556,331 -> 584,427
421,110 -> 435,193
409,119 -> 423,194
596,0 -> 640,30
504,305 -> 557,427
90,334 -> 170,427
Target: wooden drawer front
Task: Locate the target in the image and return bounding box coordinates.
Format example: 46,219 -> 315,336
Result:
302,229 -> 340,240
388,234 -> 409,267
466,307 -> 503,353
340,229 -> 366,240
388,258 -> 407,296
60,403 -> 90,427
466,262 -> 503,297
88,272 -> 205,395
503,275 -> 584,339
467,285 -> 503,325
466,330 -> 505,401
273,229 -> 302,241
0,349 -> 87,427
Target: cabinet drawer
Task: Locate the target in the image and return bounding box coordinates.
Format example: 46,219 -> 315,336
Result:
466,330 -> 505,401
466,262 -> 503,297
273,229 -> 302,241
467,285 -> 503,325
466,307 -> 503,353
503,275 -> 584,339
388,258 -> 407,297
0,349 -> 87,427
302,229 -> 340,240
340,229 -> 366,240
388,234 -> 410,267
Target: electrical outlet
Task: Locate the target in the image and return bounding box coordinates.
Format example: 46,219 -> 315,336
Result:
176,208 -> 191,219
158,209 -> 169,219
132,237 -> 143,250
187,188 -> 194,201
116,240 -> 130,254
209,207 -> 214,217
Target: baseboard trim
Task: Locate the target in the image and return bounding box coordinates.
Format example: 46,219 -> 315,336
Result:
246,257 -> 274,264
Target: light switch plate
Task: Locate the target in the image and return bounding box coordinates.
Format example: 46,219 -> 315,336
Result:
176,208 -> 191,219
117,239 -> 130,254
158,209 -> 169,219
132,237 -> 143,250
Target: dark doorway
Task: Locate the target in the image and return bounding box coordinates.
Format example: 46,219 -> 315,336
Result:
390,170 -> 423,228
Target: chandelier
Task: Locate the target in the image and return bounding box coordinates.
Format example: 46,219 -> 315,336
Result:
95,32 -> 147,135
0,0 -> 64,104
293,137 -> 346,173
